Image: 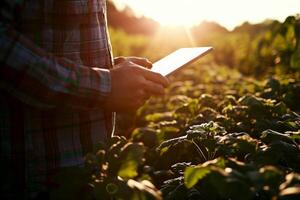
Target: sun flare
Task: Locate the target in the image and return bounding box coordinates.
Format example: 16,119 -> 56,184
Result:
113,0 -> 300,30
114,0 -> 205,27
143,1 -> 202,27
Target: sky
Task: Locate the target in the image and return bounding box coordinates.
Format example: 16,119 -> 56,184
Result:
112,0 -> 300,30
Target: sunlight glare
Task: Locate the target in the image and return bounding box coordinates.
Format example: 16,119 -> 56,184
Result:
113,0 -> 300,30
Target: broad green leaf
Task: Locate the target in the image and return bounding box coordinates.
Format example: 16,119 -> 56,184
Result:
273,102 -> 288,116
260,129 -> 297,145
184,166 -> 211,188
291,44 -> 300,69
145,112 -> 174,122
127,179 -> 162,200
165,183 -> 188,200
187,121 -> 226,139
132,127 -> 158,147
290,134 -> 300,140
118,143 -> 145,179
156,136 -> 187,151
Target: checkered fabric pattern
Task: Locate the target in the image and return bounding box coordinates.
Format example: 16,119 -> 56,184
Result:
0,0 -> 115,198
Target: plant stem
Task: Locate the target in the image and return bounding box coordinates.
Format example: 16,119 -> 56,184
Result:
191,139 -> 207,161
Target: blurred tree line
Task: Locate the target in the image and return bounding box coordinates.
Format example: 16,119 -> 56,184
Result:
210,16 -> 300,77
107,0 -> 159,35
107,0 -> 300,78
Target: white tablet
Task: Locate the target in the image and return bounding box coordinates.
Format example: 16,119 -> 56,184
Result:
151,47 -> 213,77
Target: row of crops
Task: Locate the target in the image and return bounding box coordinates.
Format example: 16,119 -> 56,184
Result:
51,16 -> 300,200
51,65 -> 300,200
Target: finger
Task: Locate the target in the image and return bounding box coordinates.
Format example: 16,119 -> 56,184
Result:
143,93 -> 151,101
141,69 -> 169,87
143,80 -> 165,96
134,89 -> 146,98
115,60 -> 139,70
129,57 -> 153,69
139,90 -> 151,101
130,99 -> 145,110
114,56 -> 126,65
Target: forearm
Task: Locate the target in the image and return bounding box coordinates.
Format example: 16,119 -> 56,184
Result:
0,23 -> 111,109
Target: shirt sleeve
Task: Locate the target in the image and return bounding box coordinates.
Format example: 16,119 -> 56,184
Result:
0,23 -> 111,110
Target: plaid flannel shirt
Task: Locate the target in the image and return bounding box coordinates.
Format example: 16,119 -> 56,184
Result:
0,0 -> 115,198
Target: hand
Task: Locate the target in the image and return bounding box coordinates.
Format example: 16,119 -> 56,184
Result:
104,60 -> 169,112
114,56 -> 153,69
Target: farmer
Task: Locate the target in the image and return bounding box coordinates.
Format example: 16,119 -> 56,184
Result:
0,0 -> 169,199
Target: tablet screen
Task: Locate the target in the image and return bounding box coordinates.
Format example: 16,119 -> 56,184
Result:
151,47 -> 212,76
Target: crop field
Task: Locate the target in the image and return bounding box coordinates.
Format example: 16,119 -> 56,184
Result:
51,16 -> 300,200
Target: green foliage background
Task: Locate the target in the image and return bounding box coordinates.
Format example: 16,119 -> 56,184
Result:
109,14 -> 300,79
